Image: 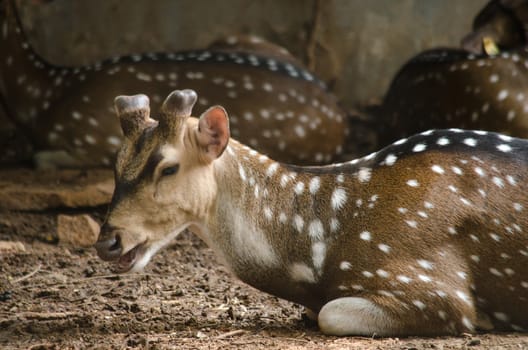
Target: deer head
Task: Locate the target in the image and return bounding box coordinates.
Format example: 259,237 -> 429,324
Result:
95,89 -> 230,272
461,0 -> 528,54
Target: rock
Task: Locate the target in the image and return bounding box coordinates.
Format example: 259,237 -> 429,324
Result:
0,241 -> 26,252
0,169 -> 114,211
196,331 -> 207,339
467,338 -> 481,346
57,214 -> 100,247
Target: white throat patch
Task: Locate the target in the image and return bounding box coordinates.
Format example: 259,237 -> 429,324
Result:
226,205 -> 279,269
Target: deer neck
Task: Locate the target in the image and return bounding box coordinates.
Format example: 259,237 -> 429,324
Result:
0,0 -> 56,129
198,139 -> 369,309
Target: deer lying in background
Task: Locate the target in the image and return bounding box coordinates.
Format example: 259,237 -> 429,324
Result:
376,0 -> 528,148
95,89 -> 528,336
0,0 -> 346,167
377,46 -> 528,147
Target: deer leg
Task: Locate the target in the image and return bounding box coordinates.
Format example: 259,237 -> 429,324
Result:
304,308 -> 318,321
34,150 -> 83,169
317,297 -> 397,336
318,294 -> 478,336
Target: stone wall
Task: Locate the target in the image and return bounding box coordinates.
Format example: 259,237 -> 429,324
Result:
19,0 -> 486,108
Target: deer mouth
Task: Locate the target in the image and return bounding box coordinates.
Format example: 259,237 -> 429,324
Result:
115,243 -> 146,273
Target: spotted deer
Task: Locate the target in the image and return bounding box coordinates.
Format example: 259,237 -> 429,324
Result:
0,0 -> 347,168
376,47 -> 528,147
376,1 -> 528,148
95,89 -> 528,336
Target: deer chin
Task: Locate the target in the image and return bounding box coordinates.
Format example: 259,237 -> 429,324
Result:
114,243 -> 148,273
116,224 -> 192,273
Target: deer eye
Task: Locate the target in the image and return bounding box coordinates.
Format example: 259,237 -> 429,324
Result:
161,165 -> 179,177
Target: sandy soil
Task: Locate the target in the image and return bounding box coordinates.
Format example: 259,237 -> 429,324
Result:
0,169 -> 527,349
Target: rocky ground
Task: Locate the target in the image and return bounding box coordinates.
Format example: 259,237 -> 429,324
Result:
0,168 -> 527,349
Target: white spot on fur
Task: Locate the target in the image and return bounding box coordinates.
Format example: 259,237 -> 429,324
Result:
462,316 -> 474,331
384,154 -> 397,166
72,111 -> 82,120
2,21 -> 7,39
357,168 -> 371,183
451,166 -> 463,175
331,188 -> 347,210
418,274 -> 432,283
455,271 -> 466,280
340,261 -> 352,271
263,207 -> 273,220
437,137 -> 450,146
85,135 -> 96,145
413,143 -> 426,152
412,300 -> 426,310
329,218 -> 340,232
417,259 -> 434,270
497,90 -> 509,101
359,231 -> 371,241
497,144 -> 512,152
394,138 -> 407,145
293,215 -> 304,233
294,182 -> 305,195
463,138 -> 477,147
289,263 -> 316,283
362,271 -> 374,278
493,312 -> 509,322
136,72 -> 152,82
406,220 -> 418,228
280,173 -> 293,187
456,290 -> 471,305
473,167 -> 485,178
309,177 -> 321,194
397,275 -> 412,284
308,219 -> 324,240
266,163 -> 279,177
499,134 -> 513,142
312,242 -> 326,272
407,179 -> 419,187
376,269 -> 390,278
493,177 -> 504,188
378,244 -> 390,254
238,165 -> 247,181
431,165 -> 444,174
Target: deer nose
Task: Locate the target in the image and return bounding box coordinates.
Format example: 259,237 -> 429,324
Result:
94,224 -> 123,261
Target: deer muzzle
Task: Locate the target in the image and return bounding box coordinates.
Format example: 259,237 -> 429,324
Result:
94,224 -> 123,261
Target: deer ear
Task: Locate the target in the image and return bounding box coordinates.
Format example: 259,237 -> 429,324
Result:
197,106 -> 230,161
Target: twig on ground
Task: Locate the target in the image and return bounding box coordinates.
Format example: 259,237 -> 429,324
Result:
13,272 -> 161,290
215,329 -> 248,339
17,311 -> 82,320
13,264 -> 41,284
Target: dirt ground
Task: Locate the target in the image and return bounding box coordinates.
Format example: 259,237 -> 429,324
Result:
0,169 -> 527,350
